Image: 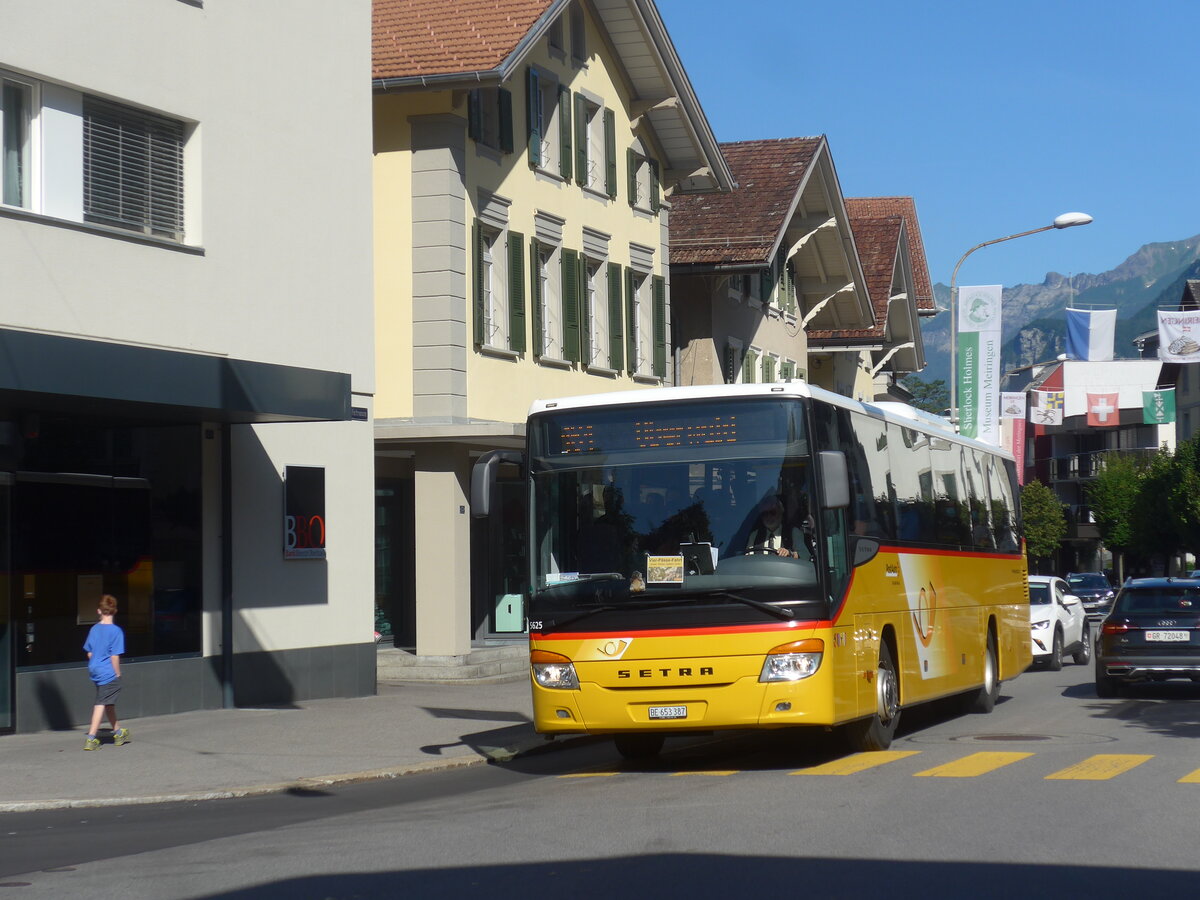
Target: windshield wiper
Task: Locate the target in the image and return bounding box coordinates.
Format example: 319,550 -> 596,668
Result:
546,599 -> 678,631
687,589 -> 796,621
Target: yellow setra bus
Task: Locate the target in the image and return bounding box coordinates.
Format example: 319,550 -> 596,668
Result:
473,382 -> 1030,758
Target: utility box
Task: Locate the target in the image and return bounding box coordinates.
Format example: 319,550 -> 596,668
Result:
494,593 -> 525,632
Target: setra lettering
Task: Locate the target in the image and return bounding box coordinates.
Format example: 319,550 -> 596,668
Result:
615,666 -> 715,678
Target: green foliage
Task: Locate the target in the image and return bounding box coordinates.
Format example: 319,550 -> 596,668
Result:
1020,479 -> 1066,561
902,376 -> 949,414
1087,451 -> 1144,554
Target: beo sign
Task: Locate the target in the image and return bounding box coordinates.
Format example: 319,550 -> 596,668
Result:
284,465 -> 326,559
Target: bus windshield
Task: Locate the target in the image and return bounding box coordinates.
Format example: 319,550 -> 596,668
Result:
527,397 -> 826,627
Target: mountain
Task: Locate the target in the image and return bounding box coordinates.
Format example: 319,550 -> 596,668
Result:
917,235 -> 1200,386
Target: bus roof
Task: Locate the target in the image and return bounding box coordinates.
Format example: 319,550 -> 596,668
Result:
527,383 -> 1015,462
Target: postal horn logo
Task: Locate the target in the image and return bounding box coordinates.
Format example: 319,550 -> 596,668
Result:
964,290 -> 998,328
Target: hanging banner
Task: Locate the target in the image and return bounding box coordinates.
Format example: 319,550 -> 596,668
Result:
1012,416 -> 1026,485
1030,390 -> 1063,426
1086,392 -> 1121,427
1143,388 -> 1176,425
1158,310 -> 1200,362
1000,392 -> 1026,419
957,285 -> 1003,444
1065,308 -> 1116,361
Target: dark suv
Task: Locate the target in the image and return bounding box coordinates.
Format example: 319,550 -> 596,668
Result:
1066,572 -> 1116,621
1095,577 -> 1200,697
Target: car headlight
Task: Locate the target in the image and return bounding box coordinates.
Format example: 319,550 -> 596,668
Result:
1031,619 -> 1051,630
531,649 -> 580,690
1104,591 -> 1114,600
760,639 -> 823,682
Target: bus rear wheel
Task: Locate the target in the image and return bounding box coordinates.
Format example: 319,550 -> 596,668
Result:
964,629 -> 999,714
614,733 -> 665,760
846,641 -> 900,752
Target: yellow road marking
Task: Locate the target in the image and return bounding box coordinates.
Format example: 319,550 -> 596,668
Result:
1045,754 -> 1153,780
671,770 -> 738,776
791,750 -> 920,776
914,751 -> 1033,777
1178,768 -> 1200,783
559,772 -> 620,778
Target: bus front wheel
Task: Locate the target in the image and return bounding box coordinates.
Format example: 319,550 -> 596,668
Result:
845,641 -> 900,752
614,733 -> 665,760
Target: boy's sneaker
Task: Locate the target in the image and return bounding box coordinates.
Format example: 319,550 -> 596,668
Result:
83,736 -> 101,751
113,728 -> 131,746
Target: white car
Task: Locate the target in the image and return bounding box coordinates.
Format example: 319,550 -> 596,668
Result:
1028,575 -> 1090,670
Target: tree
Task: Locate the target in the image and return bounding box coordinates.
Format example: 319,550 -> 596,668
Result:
1130,448 -> 1180,571
901,376 -> 950,415
1021,479 -> 1066,571
1087,451 -> 1144,582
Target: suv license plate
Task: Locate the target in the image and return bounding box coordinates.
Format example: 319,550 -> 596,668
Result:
648,705 -> 687,720
1145,631 -> 1189,642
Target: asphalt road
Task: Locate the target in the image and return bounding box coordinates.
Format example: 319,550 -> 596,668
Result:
5,657 -> 1200,899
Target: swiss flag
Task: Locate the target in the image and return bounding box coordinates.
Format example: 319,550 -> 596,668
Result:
1086,392 -> 1120,427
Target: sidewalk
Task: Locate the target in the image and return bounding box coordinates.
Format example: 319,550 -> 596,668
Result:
0,679 -> 581,813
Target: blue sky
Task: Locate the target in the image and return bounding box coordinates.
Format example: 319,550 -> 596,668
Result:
658,0 -> 1198,290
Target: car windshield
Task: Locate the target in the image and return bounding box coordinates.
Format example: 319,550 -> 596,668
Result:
1115,588 -> 1200,615
1068,574 -> 1109,589
1028,583 -> 1051,605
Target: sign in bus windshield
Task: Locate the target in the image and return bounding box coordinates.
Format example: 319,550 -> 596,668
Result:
534,399 -> 806,458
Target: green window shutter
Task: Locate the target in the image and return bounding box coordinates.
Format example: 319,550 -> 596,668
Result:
530,238 -> 543,356
627,149 -> 638,207
649,159 -> 661,213
625,267 -> 637,375
498,88 -> 514,154
785,260 -> 797,314
508,231 -> 526,352
603,109 -> 617,199
724,344 -> 737,384
467,90 -> 482,143
652,275 -> 666,377
558,85 -> 572,180
781,360 -> 794,381
526,68 -> 541,167
574,94 -> 588,186
742,349 -> 757,384
607,261 -> 623,369
760,265 -> 773,303
764,356 -> 776,383
473,223 -> 485,346
562,249 -> 580,363
579,257 -> 592,364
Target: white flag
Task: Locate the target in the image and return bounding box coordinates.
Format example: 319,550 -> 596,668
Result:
1158,310 -> 1200,362
1000,392 -> 1026,419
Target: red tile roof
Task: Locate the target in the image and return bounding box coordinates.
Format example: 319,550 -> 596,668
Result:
373,0 -> 554,81
844,197 -> 933,310
669,137 -> 823,266
807,216 -> 901,341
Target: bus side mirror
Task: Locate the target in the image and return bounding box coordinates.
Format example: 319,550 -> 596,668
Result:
818,450 -> 850,510
470,450 -> 523,518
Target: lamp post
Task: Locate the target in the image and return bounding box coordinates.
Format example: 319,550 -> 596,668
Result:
948,212 -> 1093,425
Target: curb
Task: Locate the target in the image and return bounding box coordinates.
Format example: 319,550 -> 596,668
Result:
0,734 -> 600,814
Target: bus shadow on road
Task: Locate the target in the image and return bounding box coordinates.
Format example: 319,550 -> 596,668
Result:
192,853 -> 1200,899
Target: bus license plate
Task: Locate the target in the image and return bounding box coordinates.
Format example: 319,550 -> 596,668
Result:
648,705 -> 687,720
1145,631 -> 1189,642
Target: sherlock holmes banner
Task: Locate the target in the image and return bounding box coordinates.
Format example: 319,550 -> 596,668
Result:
956,285 -> 1003,445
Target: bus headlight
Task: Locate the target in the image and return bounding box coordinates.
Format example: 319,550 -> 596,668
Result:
531,649 -> 580,690
760,639 -> 823,682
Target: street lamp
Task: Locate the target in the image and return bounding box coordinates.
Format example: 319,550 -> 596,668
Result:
948,212 -> 1093,424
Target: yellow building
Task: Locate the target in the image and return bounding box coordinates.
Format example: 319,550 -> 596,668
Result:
371,0 -> 731,672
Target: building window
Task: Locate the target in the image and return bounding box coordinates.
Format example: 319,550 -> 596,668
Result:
531,240 -> 564,359
724,338 -> 744,385
474,216 -> 526,354
547,16 -> 565,54
762,353 -> 778,383
624,269 -> 665,378
626,147 -> 659,213
1,76 -> 33,209
526,68 -> 570,179
583,257 -> 609,368
574,95 -> 606,191
742,347 -> 761,384
83,96 -> 184,240
468,87 -> 513,154
570,3 -> 587,63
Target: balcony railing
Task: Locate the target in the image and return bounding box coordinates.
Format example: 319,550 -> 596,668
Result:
1048,447 -> 1160,482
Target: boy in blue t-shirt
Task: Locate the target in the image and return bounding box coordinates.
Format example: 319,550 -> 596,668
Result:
82,594 -> 130,750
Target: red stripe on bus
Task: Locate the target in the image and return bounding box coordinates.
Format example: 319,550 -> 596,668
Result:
533,620 -> 833,640
877,546 -> 1024,560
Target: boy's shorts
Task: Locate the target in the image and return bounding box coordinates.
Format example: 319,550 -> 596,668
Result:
94,678 -> 121,706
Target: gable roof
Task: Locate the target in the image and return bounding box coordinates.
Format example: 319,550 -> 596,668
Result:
670,137 -> 823,266
807,215 -> 903,342
371,0 -> 732,192
372,0 -> 554,82
844,197 -> 934,313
